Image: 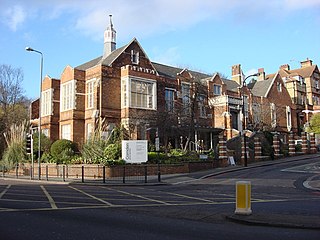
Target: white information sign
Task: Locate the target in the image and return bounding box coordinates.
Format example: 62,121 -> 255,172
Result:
122,140 -> 148,163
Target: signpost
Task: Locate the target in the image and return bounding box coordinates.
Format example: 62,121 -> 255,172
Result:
122,140 -> 148,163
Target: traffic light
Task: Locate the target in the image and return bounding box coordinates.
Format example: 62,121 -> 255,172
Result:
26,134 -> 33,154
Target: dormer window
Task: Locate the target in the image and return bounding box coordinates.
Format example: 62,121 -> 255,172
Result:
213,84 -> 221,95
131,50 -> 139,64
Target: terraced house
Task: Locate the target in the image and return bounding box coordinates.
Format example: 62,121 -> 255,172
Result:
30,16 -> 319,150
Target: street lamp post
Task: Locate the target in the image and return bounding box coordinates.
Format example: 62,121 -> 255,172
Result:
242,73 -> 259,167
25,47 -> 43,180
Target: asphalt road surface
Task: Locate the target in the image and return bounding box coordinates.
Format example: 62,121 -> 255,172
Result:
0,158 -> 319,240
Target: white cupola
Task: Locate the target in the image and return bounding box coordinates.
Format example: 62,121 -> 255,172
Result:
103,14 -> 116,58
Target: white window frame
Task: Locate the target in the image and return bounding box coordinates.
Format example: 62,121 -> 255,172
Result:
42,128 -> 49,137
86,79 -> 95,109
121,76 -> 157,110
286,106 -> 292,131
61,80 -> 76,112
61,124 -> 71,140
165,88 -> 175,112
41,89 -> 53,117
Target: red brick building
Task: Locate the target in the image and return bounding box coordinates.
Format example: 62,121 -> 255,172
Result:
30,16 -> 319,150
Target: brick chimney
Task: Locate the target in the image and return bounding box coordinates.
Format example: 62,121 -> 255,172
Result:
231,64 -> 242,85
257,68 -> 265,81
300,58 -> 313,68
280,64 -> 290,71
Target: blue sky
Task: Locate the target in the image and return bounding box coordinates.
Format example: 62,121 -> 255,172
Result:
1,0 -> 320,99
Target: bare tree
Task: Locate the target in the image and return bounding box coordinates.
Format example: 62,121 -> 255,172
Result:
0,64 -> 29,157
175,78 -> 208,151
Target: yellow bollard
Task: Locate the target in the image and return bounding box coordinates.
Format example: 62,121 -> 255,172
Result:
235,181 -> 252,215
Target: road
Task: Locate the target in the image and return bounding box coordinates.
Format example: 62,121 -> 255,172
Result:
0,157 -> 319,240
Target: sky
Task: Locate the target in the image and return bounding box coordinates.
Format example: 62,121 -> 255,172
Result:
0,0 -> 320,100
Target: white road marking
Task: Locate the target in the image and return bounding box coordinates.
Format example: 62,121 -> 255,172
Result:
102,187 -> 172,205
41,185 -> 58,209
69,186 -> 113,206
0,185 -> 11,199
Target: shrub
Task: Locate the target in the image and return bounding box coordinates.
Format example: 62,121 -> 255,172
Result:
147,152 -> 167,163
104,143 -> 121,160
169,149 -> 186,157
41,152 -> 55,163
50,139 -> 77,164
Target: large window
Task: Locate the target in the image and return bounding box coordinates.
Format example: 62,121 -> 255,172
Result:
121,77 -> 157,110
61,80 -> 76,111
165,89 -> 175,112
41,89 -> 52,117
181,83 -> 190,115
61,124 -> 71,140
86,79 -> 95,109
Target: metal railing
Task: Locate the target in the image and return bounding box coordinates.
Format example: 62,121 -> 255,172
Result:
0,163 -> 162,184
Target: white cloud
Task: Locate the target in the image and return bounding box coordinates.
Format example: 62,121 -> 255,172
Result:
285,0 -> 320,9
1,0 -> 319,35
2,5 -> 26,31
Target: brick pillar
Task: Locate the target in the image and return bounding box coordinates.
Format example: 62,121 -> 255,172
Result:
254,137 -> 262,162
273,134 -> 281,158
218,134 -> 228,166
224,112 -> 232,140
288,132 -> 295,156
301,132 -> 308,154
310,132 -> 316,154
241,135 -> 249,166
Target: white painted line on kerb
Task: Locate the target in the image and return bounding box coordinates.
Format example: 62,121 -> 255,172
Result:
69,186 -> 113,206
0,185 -> 11,199
40,185 -> 58,209
103,187 -> 172,205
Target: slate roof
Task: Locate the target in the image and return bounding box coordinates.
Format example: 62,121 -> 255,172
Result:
151,62 -> 210,80
75,40 -> 241,93
75,56 -> 102,71
221,78 -> 239,92
250,77 -> 274,97
75,44 -> 128,71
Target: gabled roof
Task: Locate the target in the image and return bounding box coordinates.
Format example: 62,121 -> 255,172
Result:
289,65 -> 317,78
250,72 -> 284,97
250,78 -> 274,97
151,62 -> 210,80
100,44 -> 128,66
221,78 -> 239,92
75,38 -> 155,72
76,56 -> 102,71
